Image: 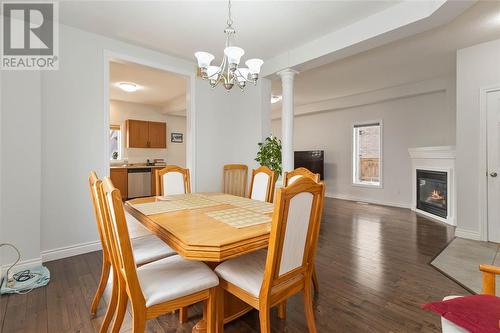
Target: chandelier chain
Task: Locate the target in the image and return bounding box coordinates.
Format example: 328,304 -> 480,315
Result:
227,0 -> 233,27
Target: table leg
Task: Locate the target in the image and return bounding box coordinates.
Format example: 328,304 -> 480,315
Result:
192,290 -> 252,333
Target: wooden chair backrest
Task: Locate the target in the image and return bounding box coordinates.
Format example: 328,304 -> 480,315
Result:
283,167 -> 320,187
260,177 -> 324,299
88,171 -> 110,260
156,165 -> 191,196
249,166 -> 276,203
100,177 -> 146,306
223,164 -> 248,197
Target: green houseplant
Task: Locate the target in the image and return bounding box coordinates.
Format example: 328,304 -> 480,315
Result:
255,135 -> 282,176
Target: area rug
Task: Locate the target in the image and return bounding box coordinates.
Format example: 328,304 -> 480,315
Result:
431,238 -> 500,295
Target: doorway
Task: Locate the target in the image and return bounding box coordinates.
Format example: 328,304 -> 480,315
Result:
487,89 -> 500,242
107,58 -> 189,199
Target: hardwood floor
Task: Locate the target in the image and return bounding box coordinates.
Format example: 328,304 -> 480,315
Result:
0,198 -> 468,332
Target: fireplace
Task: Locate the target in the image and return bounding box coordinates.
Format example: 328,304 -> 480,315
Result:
416,169 -> 447,218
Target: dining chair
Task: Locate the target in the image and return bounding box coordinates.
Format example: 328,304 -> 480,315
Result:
282,167 -> 321,293
156,165 -> 191,196
223,164 -> 248,197
88,172 -> 177,331
248,166 -> 276,203
100,177 -> 219,333
215,177 -> 325,333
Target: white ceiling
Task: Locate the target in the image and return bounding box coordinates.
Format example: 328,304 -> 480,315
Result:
60,1 -> 398,62
109,60 -> 186,114
271,1 -> 500,113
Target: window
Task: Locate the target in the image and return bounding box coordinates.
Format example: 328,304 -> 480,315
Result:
353,122 -> 382,187
109,125 -> 121,160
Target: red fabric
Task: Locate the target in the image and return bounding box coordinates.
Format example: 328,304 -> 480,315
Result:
422,295 -> 500,333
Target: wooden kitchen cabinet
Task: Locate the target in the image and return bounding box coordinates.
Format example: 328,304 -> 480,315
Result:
148,121 -> 167,148
110,168 -> 128,199
126,119 -> 167,149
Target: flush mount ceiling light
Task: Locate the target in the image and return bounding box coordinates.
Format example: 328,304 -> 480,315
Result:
271,95 -> 282,104
118,82 -> 138,92
194,0 -> 263,91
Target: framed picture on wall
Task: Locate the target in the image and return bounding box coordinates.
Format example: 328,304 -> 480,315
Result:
171,132 -> 183,143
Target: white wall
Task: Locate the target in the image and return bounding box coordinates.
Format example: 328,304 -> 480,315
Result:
109,100 -> 186,166
194,78 -> 271,192
456,38 -> 500,240
272,78 -> 456,208
40,24 -> 193,260
1,71 -> 42,268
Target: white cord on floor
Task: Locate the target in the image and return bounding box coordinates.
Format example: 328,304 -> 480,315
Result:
0,243 -> 21,287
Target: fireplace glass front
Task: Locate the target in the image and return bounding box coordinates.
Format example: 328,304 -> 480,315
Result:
416,169 -> 447,218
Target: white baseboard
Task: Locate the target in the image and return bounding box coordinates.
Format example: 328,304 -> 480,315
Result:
325,192 -> 411,209
455,228 -> 482,241
41,240 -> 102,263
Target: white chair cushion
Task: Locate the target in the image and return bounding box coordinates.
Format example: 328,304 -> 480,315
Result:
125,212 -> 152,239
162,172 -> 185,195
251,172 -> 270,202
441,296 -> 469,333
137,255 -> 219,307
132,235 -> 177,266
215,249 -> 267,297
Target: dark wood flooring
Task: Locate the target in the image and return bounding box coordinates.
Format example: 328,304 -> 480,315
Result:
0,198 -> 468,332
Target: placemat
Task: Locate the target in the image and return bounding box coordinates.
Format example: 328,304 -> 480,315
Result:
206,208 -> 272,228
208,194 -> 275,214
131,195 -> 220,215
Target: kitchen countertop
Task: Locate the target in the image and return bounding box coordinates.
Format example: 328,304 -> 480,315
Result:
110,164 -> 166,169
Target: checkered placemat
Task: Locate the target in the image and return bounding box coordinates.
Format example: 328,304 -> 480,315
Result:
208,194 -> 274,214
206,208 -> 272,228
131,195 -> 220,215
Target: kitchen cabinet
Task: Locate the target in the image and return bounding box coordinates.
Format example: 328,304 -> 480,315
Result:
148,122 -> 167,148
110,168 -> 128,199
126,119 -> 167,149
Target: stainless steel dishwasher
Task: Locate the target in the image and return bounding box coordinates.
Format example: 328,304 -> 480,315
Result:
127,168 -> 151,198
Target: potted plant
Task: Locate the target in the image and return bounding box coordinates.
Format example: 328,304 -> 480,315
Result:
255,135 -> 282,176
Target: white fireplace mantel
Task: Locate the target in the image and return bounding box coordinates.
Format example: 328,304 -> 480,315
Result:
408,146 -> 456,226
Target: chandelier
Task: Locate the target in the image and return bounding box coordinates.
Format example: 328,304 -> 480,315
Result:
194,0 -> 263,91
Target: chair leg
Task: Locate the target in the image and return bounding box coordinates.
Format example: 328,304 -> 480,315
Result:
206,288 -> 217,333
131,307 -> 147,333
303,280 -> 317,333
312,265 -> 319,293
277,301 -> 286,320
99,270 -> 117,333
259,306 -> 271,333
91,258 -> 111,316
110,282 -> 128,333
216,287 -> 225,333
179,307 -> 188,323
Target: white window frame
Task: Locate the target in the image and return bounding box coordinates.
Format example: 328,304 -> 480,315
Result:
352,120 -> 383,188
110,124 -> 122,161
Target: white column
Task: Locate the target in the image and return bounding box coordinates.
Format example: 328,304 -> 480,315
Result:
278,68 -> 298,173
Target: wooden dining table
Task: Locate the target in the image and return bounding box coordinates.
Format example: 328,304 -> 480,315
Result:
125,193 -> 274,333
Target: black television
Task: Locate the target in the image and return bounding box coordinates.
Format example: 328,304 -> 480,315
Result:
294,150 -> 324,180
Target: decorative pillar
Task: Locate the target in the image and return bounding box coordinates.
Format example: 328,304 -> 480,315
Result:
278,68 -> 298,173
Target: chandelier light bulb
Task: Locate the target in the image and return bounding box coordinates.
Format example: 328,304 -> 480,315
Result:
236,68 -> 249,82
245,59 -> 264,75
194,52 -> 215,69
206,66 -> 220,81
224,46 -> 245,66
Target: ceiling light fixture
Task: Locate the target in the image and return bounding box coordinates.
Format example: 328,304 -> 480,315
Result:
194,0 -> 263,91
118,82 -> 138,92
271,95 -> 282,104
